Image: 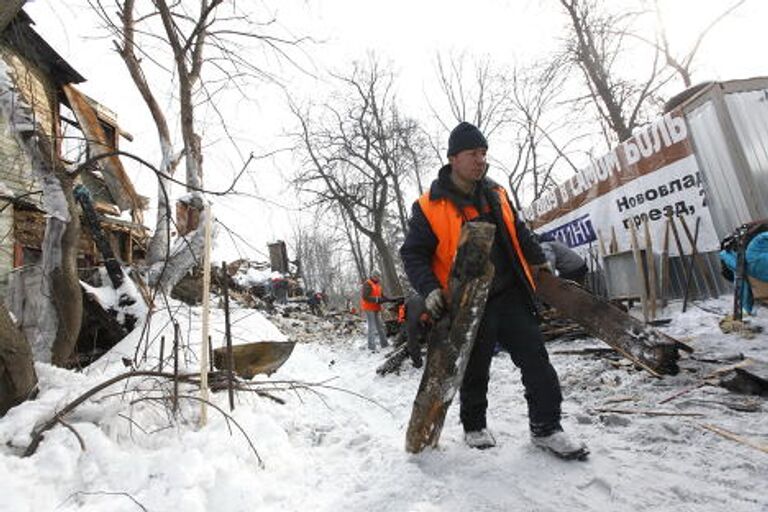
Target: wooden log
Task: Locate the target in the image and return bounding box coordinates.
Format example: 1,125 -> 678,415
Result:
73,185 -> 124,289
405,222 -> 495,454
376,345 -> 411,376
0,302 -> 38,416
535,272 -> 689,376
629,223 -> 649,323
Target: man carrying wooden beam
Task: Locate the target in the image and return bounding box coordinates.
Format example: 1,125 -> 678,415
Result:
400,122 -> 587,460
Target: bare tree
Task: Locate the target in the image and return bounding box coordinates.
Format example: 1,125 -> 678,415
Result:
428,52 -> 517,145
89,0 -> 307,291
651,0 -> 746,88
290,58 -> 427,297
559,0 -> 669,144
498,63 -> 584,210
292,206 -> 359,302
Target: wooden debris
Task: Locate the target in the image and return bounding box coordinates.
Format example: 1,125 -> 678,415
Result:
212,341 -> 296,379
535,272 -> 689,376
698,423 -> 768,455
591,407 -> 704,417
658,359 -> 754,404
405,222 -> 495,454
539,308 -> 588,342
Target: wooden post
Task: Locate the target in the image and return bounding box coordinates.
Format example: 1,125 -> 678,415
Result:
405,222 -> 496,454
222,261 -> 235,412
659,218 -> 671,308
609,226 -> 618,254
173,321 -> 180,416
682,217 -> 702,313
596,229 -> 607,258
199,203 -> 213,427
629,223 -> 649,323
667,214 -> 690,304
159,335 -> 165,372
208,336 -> 214,372
678,215 -> 716,298
643,219 -> 657,321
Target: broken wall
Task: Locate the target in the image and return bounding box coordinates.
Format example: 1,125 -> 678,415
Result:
0,41 -> 54,298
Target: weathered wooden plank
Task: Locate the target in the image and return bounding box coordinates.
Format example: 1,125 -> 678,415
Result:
405,222 -> 495,454
535,272 -> 690,376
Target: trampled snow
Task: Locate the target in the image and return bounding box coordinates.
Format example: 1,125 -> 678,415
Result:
1,297 -> 766,512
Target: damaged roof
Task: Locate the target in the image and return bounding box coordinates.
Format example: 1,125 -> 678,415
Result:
1,9 -> 84,85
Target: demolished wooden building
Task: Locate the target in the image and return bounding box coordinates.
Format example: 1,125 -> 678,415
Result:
0,7 -> 149,362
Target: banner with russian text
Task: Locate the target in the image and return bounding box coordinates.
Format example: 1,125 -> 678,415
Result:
524,111 -> 719,257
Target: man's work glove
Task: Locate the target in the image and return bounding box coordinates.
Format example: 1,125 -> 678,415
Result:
425,288 -> 446,318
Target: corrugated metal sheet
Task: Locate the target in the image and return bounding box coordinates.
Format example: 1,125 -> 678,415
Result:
685,102 -> 754,237
725,89 -> 768,219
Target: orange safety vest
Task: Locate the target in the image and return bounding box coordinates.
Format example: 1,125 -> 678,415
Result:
360,278 -> 383,312
417,186 -> 535,291
397,304 -> 406,323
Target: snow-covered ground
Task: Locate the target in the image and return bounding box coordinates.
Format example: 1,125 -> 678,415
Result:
1,297 -> 767,512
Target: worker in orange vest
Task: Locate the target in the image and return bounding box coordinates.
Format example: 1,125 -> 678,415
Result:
399,122 -> 587,460
360,270 -> 390,352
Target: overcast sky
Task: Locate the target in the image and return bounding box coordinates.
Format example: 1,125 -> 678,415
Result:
23,0 -> 768,261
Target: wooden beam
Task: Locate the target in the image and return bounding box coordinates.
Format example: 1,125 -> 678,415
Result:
405,222 -> 495,454
535,272 -> 688,376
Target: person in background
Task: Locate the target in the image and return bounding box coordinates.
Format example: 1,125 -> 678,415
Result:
400,121 -> 587,459
538,233 -> 588,286
360,271 -> 390,352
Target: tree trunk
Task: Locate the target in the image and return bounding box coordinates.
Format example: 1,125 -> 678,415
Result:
373,235 -> 402,297
16,135 -> 82,367
0,302 -> 38,416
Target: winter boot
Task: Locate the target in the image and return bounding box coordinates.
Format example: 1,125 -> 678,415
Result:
464,429 -> 496,449
531,430 -> 589,461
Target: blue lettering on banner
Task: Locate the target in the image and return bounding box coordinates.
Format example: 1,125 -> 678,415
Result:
540,214 -> 597,248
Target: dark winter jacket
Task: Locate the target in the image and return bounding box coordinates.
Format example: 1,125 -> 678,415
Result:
400,164 -> 546,304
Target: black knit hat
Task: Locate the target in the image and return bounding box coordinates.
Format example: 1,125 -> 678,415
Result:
447,122 -> 488,157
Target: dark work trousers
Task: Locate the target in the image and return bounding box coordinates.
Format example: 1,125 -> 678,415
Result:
405,295 -> 428,359
459,287 -> 563,435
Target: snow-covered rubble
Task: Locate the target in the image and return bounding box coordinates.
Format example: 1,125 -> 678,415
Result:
0,296 -> 766,512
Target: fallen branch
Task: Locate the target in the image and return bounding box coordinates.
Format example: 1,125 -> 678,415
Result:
57,417 -> 86,452
24,370 -> 194,457
58,491 -> 148,512
698,423 -> 768,454
591,407 -> 704,417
